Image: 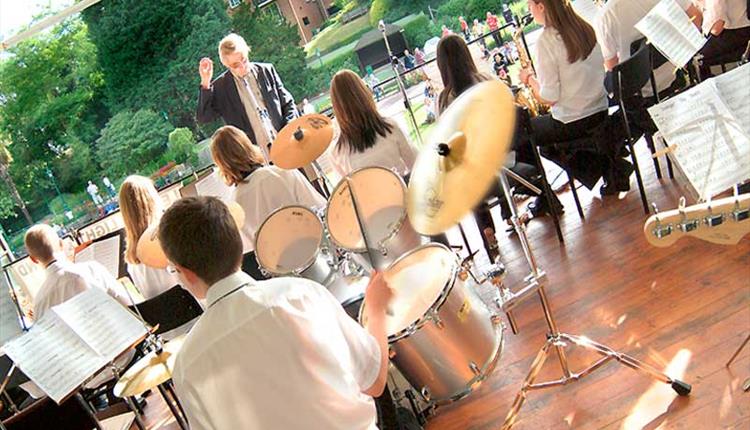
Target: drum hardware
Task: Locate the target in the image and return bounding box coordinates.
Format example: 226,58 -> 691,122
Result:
378,19 -> 423,146
403,81 -> 690,428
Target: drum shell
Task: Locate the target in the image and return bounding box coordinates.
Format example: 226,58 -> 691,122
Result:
298,251 -> 335,285
388,274 -> 502,403
371,216 -> 423,267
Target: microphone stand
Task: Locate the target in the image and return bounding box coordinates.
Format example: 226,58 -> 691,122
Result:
378,20 -> 423,146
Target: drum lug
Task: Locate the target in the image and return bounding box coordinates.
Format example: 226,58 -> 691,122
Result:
388,347 -> 397,359
469,361 -> 480,376
491,314 -> 503,326
430,312 -> 445,329
420,387 -> 431,402
378,242 -> 389,257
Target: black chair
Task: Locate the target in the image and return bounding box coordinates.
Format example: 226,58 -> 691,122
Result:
2,394 -> 102,430
610,42 -> 660,214
128,285 -> 202,336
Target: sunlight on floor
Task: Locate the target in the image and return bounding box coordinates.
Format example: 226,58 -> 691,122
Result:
622,349 -> 692,430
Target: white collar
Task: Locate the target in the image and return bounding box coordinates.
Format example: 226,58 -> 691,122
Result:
205,271 -> 255,308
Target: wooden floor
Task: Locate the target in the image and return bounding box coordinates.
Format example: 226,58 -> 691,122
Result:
137,142 -> 750,430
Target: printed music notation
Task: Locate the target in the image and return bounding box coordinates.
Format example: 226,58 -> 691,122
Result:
648,63 -> 750,201
75,234 -> 121,279
2,288 -> 146,403
635,0 -> 706,68
194,169 -> 234,201
0,277 -> 23,345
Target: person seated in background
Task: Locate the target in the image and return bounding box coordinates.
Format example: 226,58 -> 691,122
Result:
594,0 -> 702,96
520,0 -> 631,196
403,50 -> 416,70
699,0 -> 750,77
160,196 -> 392,429
492,52 -> 513,86
210,125 -> 325,280
25,224 -> 130,320
119,175 -> 180,301
436,35 -> 562,260
329,70 -> 417,179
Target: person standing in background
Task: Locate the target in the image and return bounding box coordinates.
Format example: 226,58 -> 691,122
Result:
87,180 -> 103,206
459,16 -> 471,41
486,11 -> 502,47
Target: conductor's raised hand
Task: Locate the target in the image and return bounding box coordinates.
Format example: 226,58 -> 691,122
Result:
199,57 -> 214,89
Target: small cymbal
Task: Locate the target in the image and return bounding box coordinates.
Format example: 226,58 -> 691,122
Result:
408,81 -> 516,235
270,114 -> 334,169
114,335 -> 186,398
137,201 -> 246,269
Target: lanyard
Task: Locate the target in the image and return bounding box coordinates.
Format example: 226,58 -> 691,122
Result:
207,283 -> 251,310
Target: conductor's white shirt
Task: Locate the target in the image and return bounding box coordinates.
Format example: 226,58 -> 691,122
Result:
330,119 -> 417,178
231,165 -> 326,253
534,27 -> 608,123
593,0 -> 693,95
172,271 -> 380,430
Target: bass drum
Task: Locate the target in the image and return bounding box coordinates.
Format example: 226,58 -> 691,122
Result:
326,167 -> 422,267
360,243 -> 503,404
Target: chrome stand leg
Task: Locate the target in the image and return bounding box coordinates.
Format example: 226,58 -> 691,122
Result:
75,393 -> 103,430
158,383 -> 189,430
726,333 -> 750,367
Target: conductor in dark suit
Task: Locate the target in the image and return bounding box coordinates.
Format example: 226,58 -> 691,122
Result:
197,33 -> 298,160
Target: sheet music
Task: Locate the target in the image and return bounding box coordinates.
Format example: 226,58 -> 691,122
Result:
570,0 -> 601,25
635,0 -> 706,68
712,63 -> 750,138
52,288 -> 146,360
0,278 -> 22,345
3,312 -> 104,403
648,76 -> 750,199
194,169 -> 233,201
75,235 -> 121,279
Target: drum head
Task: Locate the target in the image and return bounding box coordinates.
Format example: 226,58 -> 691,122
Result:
255,206 -> 323,276
326,167 -> 406,252
380,244 -> 456,337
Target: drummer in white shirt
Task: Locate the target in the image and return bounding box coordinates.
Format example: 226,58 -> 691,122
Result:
329,69 -> 417,179
210,125 -> 326,279
594,0 -> 702,96
699,0 -> 750,77
159,196 -> 391,429
119,175 -> 180,300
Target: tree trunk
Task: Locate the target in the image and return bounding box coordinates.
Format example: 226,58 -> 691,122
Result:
0,167 -> 33,226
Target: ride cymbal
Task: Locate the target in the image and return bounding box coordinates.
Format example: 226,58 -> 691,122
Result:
270,114 -> 334,169
407,81 -> 515,235
113,335 -> 186,398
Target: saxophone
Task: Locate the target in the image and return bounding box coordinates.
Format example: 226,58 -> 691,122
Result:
512,19 -> 549,117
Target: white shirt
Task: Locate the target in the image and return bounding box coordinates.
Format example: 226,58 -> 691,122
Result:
594,0 -> 693,95
33,260 -> 130,320
534,28 -> 608,123
702,0 -> 750,32
86,183 -> 99,196
232,165 -> 326,253
302,102 -> 316,115
126,262 -> 180,301
330,120 -> 417,178
172,271 -> 380,430
233,67 -> 275,161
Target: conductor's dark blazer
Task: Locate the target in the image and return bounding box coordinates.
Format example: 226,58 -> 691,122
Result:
196,62 -> 298,145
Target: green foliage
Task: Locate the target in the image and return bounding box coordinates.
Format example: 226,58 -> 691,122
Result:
369,0 -> 392,26
95,109 -> 174,178
306,13 -> 372,56
166,128 -> 199,166
0,19 -> 103,199
82,0 -> 230,131
401,13 -> 437,50
437,0 -> 506,24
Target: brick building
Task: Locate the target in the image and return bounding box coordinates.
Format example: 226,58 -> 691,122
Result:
241,0 -> 335,44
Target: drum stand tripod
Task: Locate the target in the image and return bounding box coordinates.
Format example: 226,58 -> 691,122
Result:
493,171 -> 691,430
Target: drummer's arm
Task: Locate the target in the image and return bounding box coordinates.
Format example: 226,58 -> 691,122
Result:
361,272 -> 391,397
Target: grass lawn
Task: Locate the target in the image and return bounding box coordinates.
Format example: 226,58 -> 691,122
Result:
305,13 -> 372,57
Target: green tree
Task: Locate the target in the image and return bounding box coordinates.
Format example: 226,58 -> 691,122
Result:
82,0 -> 230,131
0,19 -> 104,195
0,139 -> 33,226
167,127 -> 199,166
95,109 -> 174,178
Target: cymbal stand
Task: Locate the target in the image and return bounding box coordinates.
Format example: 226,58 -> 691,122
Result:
378,20 -> 423,146
493,170 -> 691,430
290,126 -> 334,198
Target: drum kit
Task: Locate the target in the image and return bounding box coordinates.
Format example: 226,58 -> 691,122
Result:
126,80 -> 691,429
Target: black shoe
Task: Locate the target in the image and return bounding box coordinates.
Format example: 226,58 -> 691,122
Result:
528,195 -> 564,218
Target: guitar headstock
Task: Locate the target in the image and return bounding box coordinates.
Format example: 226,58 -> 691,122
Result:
643,193 -> 750,247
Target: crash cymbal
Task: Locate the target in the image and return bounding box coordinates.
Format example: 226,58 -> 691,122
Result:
270,114 -> 334,169
137,201 -> 246,269
114,335 -> 186,398
408,81 -> 515,235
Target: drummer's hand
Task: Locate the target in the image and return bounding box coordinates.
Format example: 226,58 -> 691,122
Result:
365,271 -> 392,315
199,57 -> 213,89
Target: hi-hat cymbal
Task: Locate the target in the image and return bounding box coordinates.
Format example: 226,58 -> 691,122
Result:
408,81 -> 516,235
136,201 -> 247,269
270,114 -> 334,169
114,335 -> 186,398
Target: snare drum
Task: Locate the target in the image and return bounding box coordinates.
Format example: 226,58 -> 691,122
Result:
326,167 -> 422,267
255,205 -> 334,284
360,243 -> 503,404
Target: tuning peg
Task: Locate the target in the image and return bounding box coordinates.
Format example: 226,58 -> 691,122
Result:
677,196 -> 699,232
651,203 -> 673,239
732,184 -> 749,222
704,195 -> 724,227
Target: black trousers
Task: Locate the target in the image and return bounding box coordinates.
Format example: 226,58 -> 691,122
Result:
699,26 -> 750,77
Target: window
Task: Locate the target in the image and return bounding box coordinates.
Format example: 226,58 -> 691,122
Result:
228,0 -> 242,9
302,16 -> 310,25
